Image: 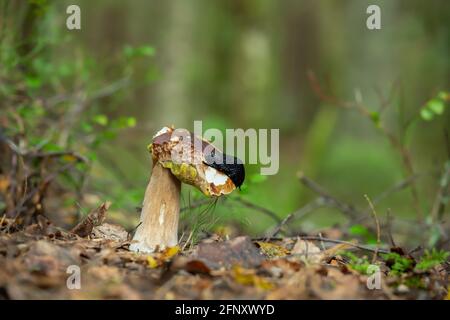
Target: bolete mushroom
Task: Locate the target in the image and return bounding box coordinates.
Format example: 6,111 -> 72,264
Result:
129,126 -> 245,253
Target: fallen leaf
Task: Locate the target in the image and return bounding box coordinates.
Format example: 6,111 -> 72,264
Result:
92,223 -> 128,242
71,202 -> 111,237
191,236 -> 265,269
147,256 -> 159,268
256,241 -> 290,259
161,246 -> 180,260
0,175 -> 10,192
184,260 -> 211,275
146,246 -> 180,269
291,238 -> 322,263
232,265 -> 273,290
319,243 -> 354,262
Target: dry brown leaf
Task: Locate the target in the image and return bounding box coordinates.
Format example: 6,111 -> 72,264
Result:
256,241 -> 290,259
71,202 -> 111,237
232,265 -> 274,290
0,175 -> 10,192
291,238 -> 322,263
319,243 -> 354,262
190,236 -> 264,269
92,223 -> 128,242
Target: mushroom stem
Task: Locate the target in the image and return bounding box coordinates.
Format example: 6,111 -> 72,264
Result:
130,163 -> 181,253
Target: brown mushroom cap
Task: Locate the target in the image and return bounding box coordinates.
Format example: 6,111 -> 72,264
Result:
150,127 -> 237,196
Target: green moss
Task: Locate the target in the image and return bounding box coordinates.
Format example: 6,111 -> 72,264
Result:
381,252 -> 415,276
415,249 -> 449,271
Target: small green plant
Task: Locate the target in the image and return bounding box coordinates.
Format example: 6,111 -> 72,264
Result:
415,249 -> 449,272
348,224 -> 377,244
381,252 -> 415,276
420,91 -> 448,121
404,275 -> 426,289
180,191 -> 219,248
339,251 -> 373,275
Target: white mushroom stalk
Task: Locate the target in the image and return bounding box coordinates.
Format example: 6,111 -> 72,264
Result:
129,163 -> 181,253
130,127 -> 245,253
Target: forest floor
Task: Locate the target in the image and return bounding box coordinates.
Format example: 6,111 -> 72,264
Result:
0,203 -> 448,300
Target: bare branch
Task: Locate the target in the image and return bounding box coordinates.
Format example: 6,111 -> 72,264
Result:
364,194 -> 381,263
265,197 -> 324,239
297,171 -> 361,219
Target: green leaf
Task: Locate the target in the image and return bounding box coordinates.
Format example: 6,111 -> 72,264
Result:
250,174 -> 267,184
42,143 -> 64,152
58,63 -> 72,77
437,91 -> 448,101
81,122 -> 93,133
25,76 -> 42,89
137,45 -> 155,57
92,114 -> 109,126
238,183 -> 249,194
349,224 -> 369,236
348,224 -> 377,244
126,117 -> 136,128
427,99 -> 444,115
369,111 -> 380,126
420,108 -> 434,121
123,45 -> 155,58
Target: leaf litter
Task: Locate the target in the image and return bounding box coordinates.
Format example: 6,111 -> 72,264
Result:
0,203 -> 448,300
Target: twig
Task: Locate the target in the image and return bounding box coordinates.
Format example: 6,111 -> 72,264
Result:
231,198 -> 281,223
265,197 -> 324,239
370,174 -> 420,208
45,77 -> 130,108
299,236 -> 389,254
0,135 -> 88,163
252,236 -> 390,253
7,162 -> 75,224
182,230 -> 194,251
430,163 -> 449,223
364,195 -> 381,263
27,151 -> 89,163
297,171 -> 360,219
385,208 -> 396,247
307,71 -> 422,221
253,235 -> 390,254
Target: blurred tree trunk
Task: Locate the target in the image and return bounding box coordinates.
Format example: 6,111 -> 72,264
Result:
152,0 -> 194,128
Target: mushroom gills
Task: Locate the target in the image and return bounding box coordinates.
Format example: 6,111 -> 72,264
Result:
160,160 -> 236,197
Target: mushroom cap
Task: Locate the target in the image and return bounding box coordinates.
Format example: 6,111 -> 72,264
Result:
149,127 -> 245,197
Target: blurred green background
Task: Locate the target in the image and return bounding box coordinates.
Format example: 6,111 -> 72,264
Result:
0,0 -> 448,246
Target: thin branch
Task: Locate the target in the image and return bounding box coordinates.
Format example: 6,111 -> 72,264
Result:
254,235 -> 390,254
364,194 -> 381,263
370,174 -> 420,208
0,134 -> 88,163
231,197 -> 281,223
265,197 -> 324,240
431,163 -> 450,223
297,171 -> 361,219
307,71 -> 422,221
385,208 -> 396,247
45,77 -> 130,108
299,236 -> 389,254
